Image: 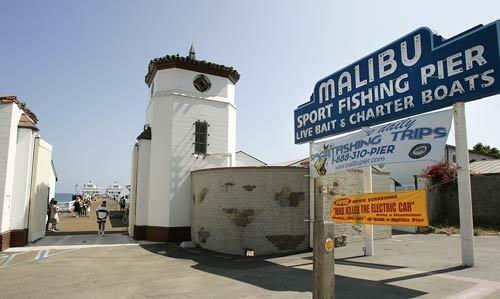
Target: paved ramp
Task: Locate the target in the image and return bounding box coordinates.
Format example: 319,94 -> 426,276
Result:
1,234 -> 159,270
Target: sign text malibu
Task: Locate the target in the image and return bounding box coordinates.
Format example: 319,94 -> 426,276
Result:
294,21 -> 500,144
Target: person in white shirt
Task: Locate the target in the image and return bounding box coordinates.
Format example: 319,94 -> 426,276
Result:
96,201 -> 109,236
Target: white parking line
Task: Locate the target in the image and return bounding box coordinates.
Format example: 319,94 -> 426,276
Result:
6,242 -> 155,253
34,250 -> 50,261
0,248 -> 79,270
0,254 -> 16,268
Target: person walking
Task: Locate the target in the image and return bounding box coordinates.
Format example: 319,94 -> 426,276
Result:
73,196 -> 81,218
82,198 -> 88,217
96,201 -> 109,236
119,197 -> 125,212
49,200 -> 59,231
46,198 -> 56,231
85,198 -> 91,217
79,196 -> 85,217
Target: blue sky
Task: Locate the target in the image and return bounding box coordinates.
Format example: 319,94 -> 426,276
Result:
1,1 -> 499,192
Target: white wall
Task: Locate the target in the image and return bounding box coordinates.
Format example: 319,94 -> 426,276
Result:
135,139 -> 151,226
28,138 -> 53,242
10,128 -> 35,230
168,96 -> 234,227
0,103 -> 22,233
147,97 -> 173,227
153,68 -> 234,105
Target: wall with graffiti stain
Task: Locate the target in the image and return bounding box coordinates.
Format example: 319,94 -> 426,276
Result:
191,166 -> 309,256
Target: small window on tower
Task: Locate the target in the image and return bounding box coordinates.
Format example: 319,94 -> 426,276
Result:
194,121 -> 208,155
193,74 -> 211,92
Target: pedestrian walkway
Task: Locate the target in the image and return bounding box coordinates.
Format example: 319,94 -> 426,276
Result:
53,197 -> 127,234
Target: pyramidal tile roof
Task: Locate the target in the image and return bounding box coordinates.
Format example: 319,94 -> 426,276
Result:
145,54 -> 240,86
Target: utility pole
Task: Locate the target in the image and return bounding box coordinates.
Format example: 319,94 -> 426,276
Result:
453,102 -> 475,267
311,142 -> 335,298
362,124 -> 375,257
363,166 -> 374,256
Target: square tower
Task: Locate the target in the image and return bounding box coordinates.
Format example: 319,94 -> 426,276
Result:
133,48 -> 240,242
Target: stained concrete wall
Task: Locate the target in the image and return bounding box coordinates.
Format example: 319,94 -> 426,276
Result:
316,169 -> 393,244
191,167 -> 393,256
191,167 -> 310,256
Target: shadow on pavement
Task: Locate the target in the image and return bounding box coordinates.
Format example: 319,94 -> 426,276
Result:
379,265 -> 467,284
336,256 -> 406,270
140,243 -> 427,298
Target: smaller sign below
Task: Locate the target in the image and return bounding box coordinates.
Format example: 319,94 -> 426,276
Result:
331,189 -> 428,226
310,109 -> 452,178
324,238 -> 334,252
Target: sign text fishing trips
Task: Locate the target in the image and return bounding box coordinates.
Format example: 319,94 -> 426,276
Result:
309,109 -> 452,178
294,21 -> 500,143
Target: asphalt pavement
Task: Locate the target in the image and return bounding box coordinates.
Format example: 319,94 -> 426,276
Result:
1,233 -> 499,298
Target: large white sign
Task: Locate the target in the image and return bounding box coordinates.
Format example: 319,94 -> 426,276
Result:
310,109 -> 452,177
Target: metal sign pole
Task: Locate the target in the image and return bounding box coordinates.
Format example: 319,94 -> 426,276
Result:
363,166 -> 374,256
453,102 -> 475,267
309,142 -> 315,248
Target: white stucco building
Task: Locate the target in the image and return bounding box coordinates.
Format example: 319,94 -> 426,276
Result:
130,47 -> 240,241
0,96 -> 55,251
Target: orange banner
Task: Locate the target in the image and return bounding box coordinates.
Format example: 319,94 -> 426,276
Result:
331,190 -> 428,226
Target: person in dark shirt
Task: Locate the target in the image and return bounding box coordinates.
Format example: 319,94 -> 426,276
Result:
119,197 -> 126,212
74,196 -> 81,218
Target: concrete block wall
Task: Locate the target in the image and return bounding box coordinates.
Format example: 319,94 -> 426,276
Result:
316,169 -> 393,244
469,174 -> 500,225
424,174 -> 500,225
191,167 -> 310,256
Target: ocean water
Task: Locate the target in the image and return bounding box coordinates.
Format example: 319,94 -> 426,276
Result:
54,193 -> 74,212
55,193 -> 74,202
